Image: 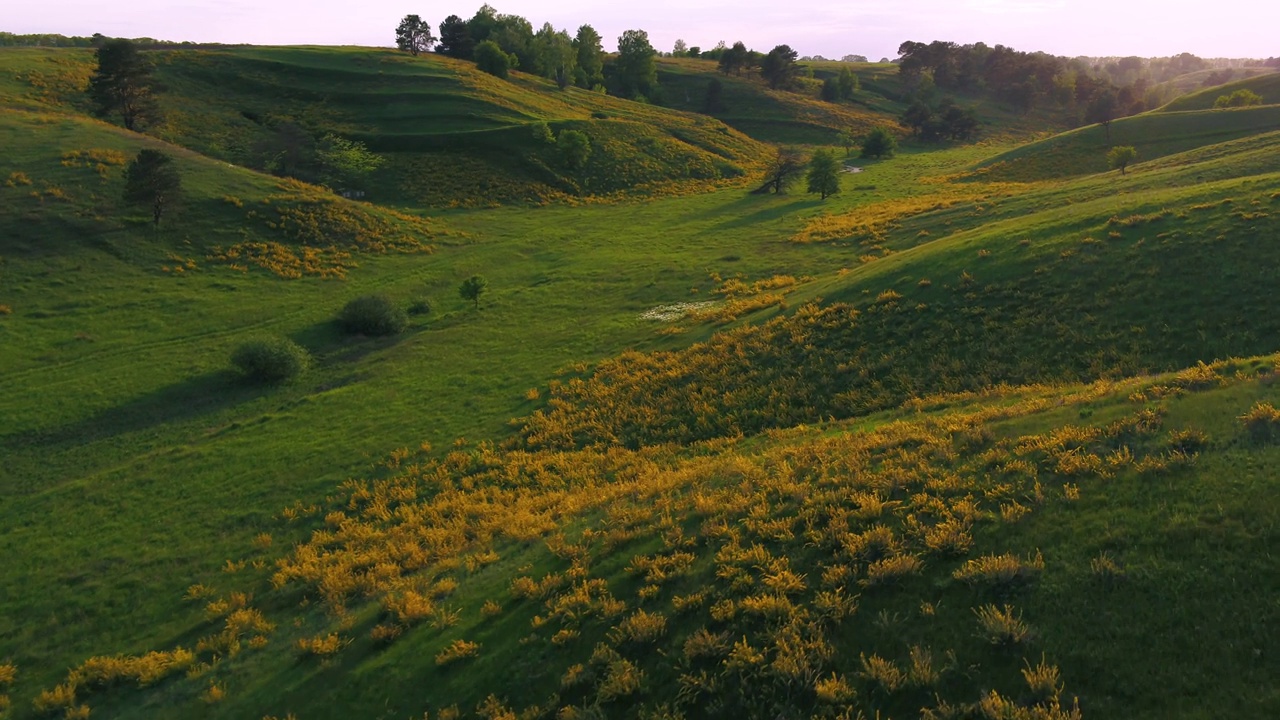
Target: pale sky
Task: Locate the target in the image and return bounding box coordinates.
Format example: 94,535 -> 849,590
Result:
5,1 -> 1278,60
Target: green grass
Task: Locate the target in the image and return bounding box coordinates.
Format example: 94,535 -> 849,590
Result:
1158,70 -> 1280,112
3,42 -> 1280,720
973,104 -> 1280,181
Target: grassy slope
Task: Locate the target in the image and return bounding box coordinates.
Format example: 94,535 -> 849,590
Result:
1158,70 -> 1280,111
655,58 -> 1069,146
3,44 -> 1280,720
972,104 -> 1280,181
0,46 -> 771,208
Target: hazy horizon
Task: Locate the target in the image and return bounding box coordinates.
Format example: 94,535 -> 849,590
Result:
5,0 -> 1278,61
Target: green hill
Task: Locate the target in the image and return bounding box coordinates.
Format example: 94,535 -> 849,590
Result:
655,57 -> 1071,146
1158,71 -> 1280,112
4,40 -> 1280,720
0,46 -> 771,208
971,104 -> 1280,181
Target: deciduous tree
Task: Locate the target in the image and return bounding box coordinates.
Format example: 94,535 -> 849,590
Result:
757,148 -> 805,194
123,149 -> 181,226
860,126 -> 898,159
806,149 -> 841,199
475,40 -> 517,79
395,14 -> 435,56
315,133 -> 383,191
532,22 -> 576,87
557,129 -> 592,169
459,275 -> 488,309
1214,89 -> 1263,108
573,25 -> 605,89
1085,89 -> 1118,140
838,66 -> 859,99
1107,145 -> 1137,174
614,29 -> 657,99
87,38 -> 157,131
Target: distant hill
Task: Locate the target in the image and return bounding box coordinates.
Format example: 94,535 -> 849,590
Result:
970,105 -> 1280,181
1157,71 -> 1280,112
0,46 -> 772,208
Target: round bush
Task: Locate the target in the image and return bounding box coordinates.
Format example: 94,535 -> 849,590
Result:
337,294 -> 408,336
231,338 -> 310,383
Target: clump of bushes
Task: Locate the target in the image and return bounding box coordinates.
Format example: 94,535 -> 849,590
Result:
337,294 -> 408,336
231,337 -> 310,383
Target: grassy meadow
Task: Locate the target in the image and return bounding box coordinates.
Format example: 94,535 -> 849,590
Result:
1,42 -> 1279,720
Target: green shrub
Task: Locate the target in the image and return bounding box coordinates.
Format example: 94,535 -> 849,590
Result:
408,298 -> 432,316
231,338 -> 310,383
337,295 -> 408,336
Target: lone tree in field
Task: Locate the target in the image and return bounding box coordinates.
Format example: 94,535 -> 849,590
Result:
123,149 -> 181,226
757,148 -> 805,194
395,14 -> 435,56
861,126 -> 898,159
459,275 -> 488,309
1107,145 -> 1138,175
807,149 -> 841,200
87,38 -> 157,131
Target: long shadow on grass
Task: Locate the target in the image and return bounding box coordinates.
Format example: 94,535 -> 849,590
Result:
685,194 -> 825,231
0,370 -> 274,457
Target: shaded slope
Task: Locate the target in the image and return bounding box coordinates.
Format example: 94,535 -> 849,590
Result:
971,105 -> 1280,181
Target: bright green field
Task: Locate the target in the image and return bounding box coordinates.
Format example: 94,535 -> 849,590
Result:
2,43 -> 1280,720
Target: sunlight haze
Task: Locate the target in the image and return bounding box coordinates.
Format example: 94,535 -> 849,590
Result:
5,0 -> 1277,59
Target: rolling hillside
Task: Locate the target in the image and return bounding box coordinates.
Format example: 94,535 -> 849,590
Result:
1158,70 -> 1280,111
970,104 -> 1280,181
3,41 -> 1280,720
0,46 -> 772,208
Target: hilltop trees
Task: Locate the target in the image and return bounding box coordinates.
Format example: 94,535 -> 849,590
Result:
760,45 -> 800,89
614,29 -> 657,99
436,15 -> 473,58
806,149 -> 841,199
532,23 -> 576,87
395,15 -> 435,56
87,38 -> 157,131
718,41 -> 749,76
574,25 -> 605,89
123,149 -> 181,226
